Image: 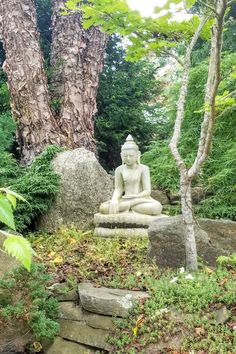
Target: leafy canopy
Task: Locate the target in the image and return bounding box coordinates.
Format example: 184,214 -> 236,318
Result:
64,0 -> 213,61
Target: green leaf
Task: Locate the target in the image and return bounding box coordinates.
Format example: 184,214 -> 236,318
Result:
0,194 -> 15,230
6,193 -> 16,209
0,188 -> 28,203
3,234 -> 34,271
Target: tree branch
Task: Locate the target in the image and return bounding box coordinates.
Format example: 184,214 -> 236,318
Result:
216,103 -> 236,119
188,0 -> 227,179
163,50 -> 184,66
197,0 -> 217,14
169,16 -> 207,172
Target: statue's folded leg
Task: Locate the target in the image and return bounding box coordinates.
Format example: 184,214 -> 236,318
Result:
132,200 -> 162,215
99,201 -> 110,214
99,200 -> 131,214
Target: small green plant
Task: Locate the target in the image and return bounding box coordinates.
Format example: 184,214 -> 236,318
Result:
0,263 -> 59,340
217,253 -> 236,270
0,187 -> 33,271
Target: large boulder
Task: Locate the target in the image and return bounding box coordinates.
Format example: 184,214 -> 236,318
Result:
148,216 -> 236,268
36,148 -> 113,232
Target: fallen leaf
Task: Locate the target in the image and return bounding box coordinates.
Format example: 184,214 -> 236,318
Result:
195,327 -> 205,336
69,238 -> 76,245
47,251 -> 56,257
219,278 -> 228,286
52,256 -> 63,264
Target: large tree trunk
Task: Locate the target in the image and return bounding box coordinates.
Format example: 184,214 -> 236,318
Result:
50,0 -> 108,153
0,0 -> 68,164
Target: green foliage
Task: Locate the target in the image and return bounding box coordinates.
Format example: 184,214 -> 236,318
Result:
11,145 -> 63,232
35,0 -> 52,61
0,187 -> 33,271
217,253 -> 236,270
143,52 -> 236,220
95,36 -> 160,170
65,0 -> 213,61
3,234 -> 33,272
0,78 -> 10,112
0,263 -> 59,340
109,267 -> 236,353
0,112 -> 16,153
0,141 -> 62,232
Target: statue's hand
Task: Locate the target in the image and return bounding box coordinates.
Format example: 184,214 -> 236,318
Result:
109,200 -> 119,214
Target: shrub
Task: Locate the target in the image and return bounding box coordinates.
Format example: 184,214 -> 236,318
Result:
0,263 -> 59,341
0,145 -> 62,232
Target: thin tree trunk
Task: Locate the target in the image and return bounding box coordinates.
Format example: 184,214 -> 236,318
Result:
169,0 -> 227,271
50,0 -> 108,153
180,173 -> 197,271
0,0 -> 68,164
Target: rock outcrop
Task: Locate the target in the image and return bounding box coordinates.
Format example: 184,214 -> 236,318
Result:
148,216 -> 236,267
36,148 -> 113,232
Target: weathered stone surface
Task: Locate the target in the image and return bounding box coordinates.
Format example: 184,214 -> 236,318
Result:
59,302 -> 113,331
59,302 -> 83,321
36,148 -> 113,232
78,282 -> 149,317
0,231 -> 19,278
169,187 -> 208,205
45,337 -> 96,354
51,283 -> 77,301
94,212 -> 166,228
148,216 -> 236,267
94,213 -> 168,238
94,227 -> 149,238
214,305 -> 230,324
59,319 -> 110,351
151,189 -> 170,205
84,311 -> 113,331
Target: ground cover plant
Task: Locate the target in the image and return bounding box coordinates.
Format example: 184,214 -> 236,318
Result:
0,263 -> 59,344
29,228 -> 236,353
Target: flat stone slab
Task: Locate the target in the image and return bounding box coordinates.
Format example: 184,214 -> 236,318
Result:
94,212 -> 167,228
94,227 -> 148,238
45,337 -> 96,354
59,302 -> 113,330
78,282 -> 149,318
59,319 -> 110,351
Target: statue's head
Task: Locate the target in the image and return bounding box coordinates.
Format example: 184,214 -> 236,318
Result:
120,135 -> 141,166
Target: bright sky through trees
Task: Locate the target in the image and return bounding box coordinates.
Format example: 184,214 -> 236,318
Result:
127,0 -> 166,16
127,0 -> 191,20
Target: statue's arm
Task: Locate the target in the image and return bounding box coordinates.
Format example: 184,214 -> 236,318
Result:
112,167 -> 123,201
109,168 -> 123,214
138,166 -> 151,198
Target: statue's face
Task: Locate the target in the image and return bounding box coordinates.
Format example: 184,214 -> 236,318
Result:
121,149 -> 138,166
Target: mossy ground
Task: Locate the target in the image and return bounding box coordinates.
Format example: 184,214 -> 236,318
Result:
29,228 -> 236,354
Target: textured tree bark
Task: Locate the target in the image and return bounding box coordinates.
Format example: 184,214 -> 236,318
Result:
0,0 -> 69,164
50,0 -> 108,153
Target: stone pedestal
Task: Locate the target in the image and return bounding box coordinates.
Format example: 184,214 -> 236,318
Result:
94,212 -> 168,238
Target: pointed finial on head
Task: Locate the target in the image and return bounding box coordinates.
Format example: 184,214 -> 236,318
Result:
126,134 -> 134,142
121,134 -> 139,151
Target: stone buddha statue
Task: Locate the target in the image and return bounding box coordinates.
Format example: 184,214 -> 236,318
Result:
99,135 -> 162,216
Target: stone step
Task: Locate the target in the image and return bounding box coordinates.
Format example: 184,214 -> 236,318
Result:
45,337 -> 97,354
78,282 -> 149,318
59,302 -> 113,330
59,319 -> 110,351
